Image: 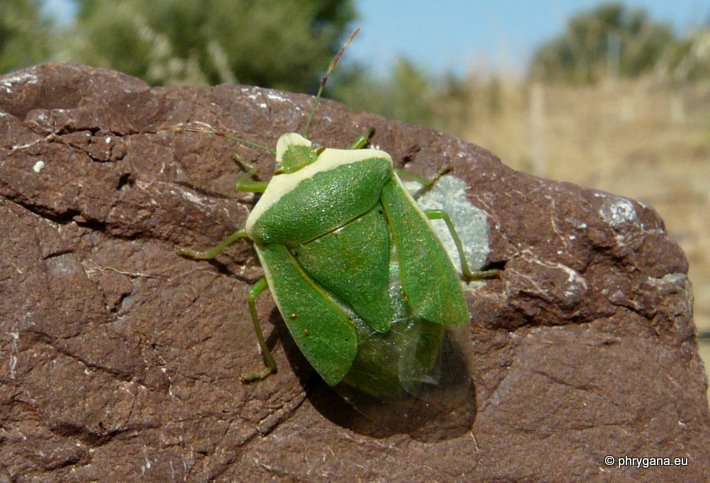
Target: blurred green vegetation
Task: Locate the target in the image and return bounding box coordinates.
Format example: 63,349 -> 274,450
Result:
0,1 -> 706,133
0,0 -> 51,73
65,0 -> 355,90
331,59 -> 471,134
530,2 -> 708,84
531,3 -> 672,83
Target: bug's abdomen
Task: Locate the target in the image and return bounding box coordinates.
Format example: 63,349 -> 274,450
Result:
248,158 -> 391,245
338,317 -> 446,400
293,203 -> 394,333
292,202 -> 447,400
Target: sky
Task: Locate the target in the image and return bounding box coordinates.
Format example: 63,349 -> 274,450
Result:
347,0 -> 708,76
43,0 -> 708,77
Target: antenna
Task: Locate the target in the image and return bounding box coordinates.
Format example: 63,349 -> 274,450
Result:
302,28 -> 360,138
166,122 -> 274,155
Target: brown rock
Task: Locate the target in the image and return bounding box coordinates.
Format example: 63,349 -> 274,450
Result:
1,64 -> 707,480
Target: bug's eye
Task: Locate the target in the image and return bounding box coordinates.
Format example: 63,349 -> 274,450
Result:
311,142 -> 321,150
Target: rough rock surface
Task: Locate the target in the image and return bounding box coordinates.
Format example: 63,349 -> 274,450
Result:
1,63 -> 708,481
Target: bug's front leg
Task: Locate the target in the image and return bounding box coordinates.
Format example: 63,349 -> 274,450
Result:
232,153 -> 268,193
241,277 -> 277,382
424,209 -> 500,282
394,165 -> 454,200
348,127 -> 375,150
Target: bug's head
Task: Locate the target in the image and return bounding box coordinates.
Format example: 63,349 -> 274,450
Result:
275,133 -> 322,174
271,29 -> 359,176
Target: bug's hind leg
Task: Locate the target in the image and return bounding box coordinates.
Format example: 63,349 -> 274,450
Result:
240,277 -> 278,383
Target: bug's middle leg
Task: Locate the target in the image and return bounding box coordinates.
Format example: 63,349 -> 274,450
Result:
425,209 -> 500,282
177,229 -> 250,260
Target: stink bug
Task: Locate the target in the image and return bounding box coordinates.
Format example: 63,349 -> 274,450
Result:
176,29 -> 497,403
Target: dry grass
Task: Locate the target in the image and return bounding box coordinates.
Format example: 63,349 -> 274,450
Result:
462,77 -> 710,402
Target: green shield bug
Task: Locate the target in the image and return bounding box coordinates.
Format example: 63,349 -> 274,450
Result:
176,29 -> 498,404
